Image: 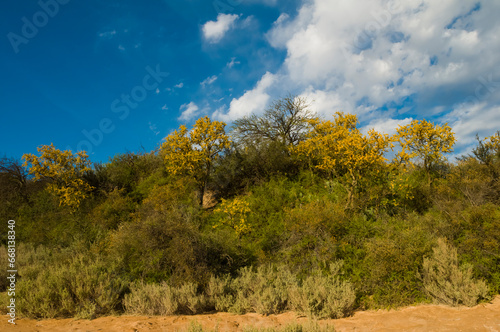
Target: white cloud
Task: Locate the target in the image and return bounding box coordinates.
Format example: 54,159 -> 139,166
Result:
202,14 -> 239,43
298,88 -> 350,117
256,0 -> 500,151
226,57 -> 240,68
175,82 -> 184,88
363,117 -> 413,137
201,75 -> 218,87
445,102 -> 500,151
213,72 -> 276,121
178,102 -> 200,121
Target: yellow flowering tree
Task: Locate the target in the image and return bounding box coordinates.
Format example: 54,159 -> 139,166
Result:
213,196 -> 252,237
294,112 -> 392,208
395,119 -> 456,185
483,131 -> 500,157
161,116 -> 231,206
22,143 -> 94,210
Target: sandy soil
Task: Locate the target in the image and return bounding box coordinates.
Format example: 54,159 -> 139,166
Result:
2,296 -> 499,332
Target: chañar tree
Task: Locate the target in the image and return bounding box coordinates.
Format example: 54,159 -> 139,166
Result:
395,119 -> 455,186
161,116 -> 230,206
294,112 -> 392,208
22,143 -> 94,210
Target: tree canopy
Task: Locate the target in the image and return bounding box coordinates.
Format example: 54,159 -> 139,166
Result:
294,112 -> 392,207
395,119 -> 455,185
22,143 -> 93,210
161,116 -> 230,206
232,95 -> 316,147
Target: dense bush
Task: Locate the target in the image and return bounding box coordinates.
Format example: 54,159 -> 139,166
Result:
419,238 -> 489,306
289,262 -> 356,319
16,244 -> 128,319
3,112 -> 500,318
209,264 -> 296,315
126,263 -> 355,318
124,281 -> 208,315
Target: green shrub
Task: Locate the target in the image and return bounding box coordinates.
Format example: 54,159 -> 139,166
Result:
17,245 -> 127,319
124,281 -> 208,315
187,321 -> 335,332
454,204 -> 500,294
208,264 -> 296,315
280,199 -> 346,274
243,321 -> 335,332
419,238 -> 489,306
289,262 -> 355,319
206,263 -> 355,318
236,265 -> 295,315
90,188 -> 136,230
206,274 -> 234,312
356,218 -> 433,308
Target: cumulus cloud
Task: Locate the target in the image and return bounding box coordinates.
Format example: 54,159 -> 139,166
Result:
363,117 -> 413,136
178,102 -> 200,121
213,72 -> 276,121
445,102 -> 500,151
257,0 -> 500,151
202,14 -> 239,43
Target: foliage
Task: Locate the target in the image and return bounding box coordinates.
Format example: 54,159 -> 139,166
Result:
16,244 -> 127,319
454,204 -> 500,294
207,263 -> 354,318
395,120 -> 455,184
289,262 -> 356,319
294,112 -> 392,207
242,322 -> 335,332
124,281 -> 208,315
191,322 -> 334,332
161,116 -> 231,206
214,196 -> 252,237
22,143 -> 94,210
90,188 -> 136,230
4,99 -> 500,319
209,264 -> 296,315
280,198 -> 345,273
357,220 -> 432,308
419,238 -> 489,306
109,201 -> 245,286
0,157 -> 30,206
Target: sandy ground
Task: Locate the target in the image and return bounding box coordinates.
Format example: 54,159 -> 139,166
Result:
2,296 -> 499,332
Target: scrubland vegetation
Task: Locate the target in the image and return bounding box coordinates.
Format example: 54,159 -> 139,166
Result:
1,96 -> 499,319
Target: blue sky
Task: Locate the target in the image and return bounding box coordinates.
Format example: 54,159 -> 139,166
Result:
1,0 -> 499,163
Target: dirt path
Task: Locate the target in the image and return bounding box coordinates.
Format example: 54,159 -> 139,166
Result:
2,296 -> 499,332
